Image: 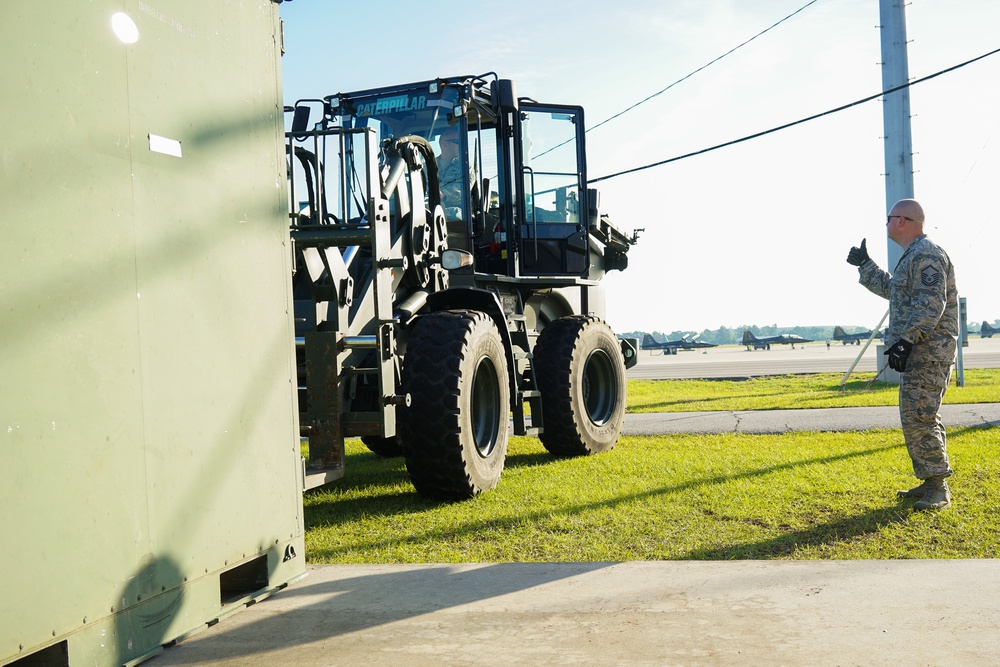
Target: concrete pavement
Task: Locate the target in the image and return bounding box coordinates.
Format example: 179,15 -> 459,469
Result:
150,560 -> 1000,666
144,404 -> 1000,667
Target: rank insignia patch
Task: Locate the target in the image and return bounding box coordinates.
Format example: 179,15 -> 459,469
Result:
921,265 -> 941,287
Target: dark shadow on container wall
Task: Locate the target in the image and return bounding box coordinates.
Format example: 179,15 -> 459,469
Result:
115,557 -> 184,665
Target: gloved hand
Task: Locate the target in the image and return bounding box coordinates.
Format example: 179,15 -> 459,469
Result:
847,238 -> 870,267
884,339 -> 913,372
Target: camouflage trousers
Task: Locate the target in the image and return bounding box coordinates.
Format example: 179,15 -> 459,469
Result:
898,343 -> 955,480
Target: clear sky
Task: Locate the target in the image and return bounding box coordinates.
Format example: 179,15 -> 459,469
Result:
278,0 -> 1000,334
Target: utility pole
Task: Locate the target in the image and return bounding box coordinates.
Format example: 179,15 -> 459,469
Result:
879,0 -> 914,271
878,0 -> 914,384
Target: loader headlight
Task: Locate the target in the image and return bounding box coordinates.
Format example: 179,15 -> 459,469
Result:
440,249 -> 473,270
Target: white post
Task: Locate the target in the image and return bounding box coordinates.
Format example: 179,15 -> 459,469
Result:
957,297 -> 967,387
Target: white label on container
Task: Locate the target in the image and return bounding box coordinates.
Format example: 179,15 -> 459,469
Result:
148,134 -> 182,158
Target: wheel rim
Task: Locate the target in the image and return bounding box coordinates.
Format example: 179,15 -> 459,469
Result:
582,348 -> 617,426
471,355 -> 501,457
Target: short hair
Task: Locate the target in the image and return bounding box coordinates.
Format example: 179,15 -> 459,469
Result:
893,198 -> 925,224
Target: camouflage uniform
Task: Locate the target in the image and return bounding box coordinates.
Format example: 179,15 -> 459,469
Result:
438,157 -> 465,220
857,234 -> 958,479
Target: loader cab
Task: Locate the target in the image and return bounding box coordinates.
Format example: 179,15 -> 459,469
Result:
324,76 -> 594,281
461,87 -> 591,279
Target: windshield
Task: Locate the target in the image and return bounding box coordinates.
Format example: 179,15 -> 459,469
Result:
335,86 -> 469,220
339,87 -> 459,143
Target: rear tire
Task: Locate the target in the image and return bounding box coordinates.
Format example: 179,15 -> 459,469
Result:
534,316 -> 626,456
400,310 -> 509,499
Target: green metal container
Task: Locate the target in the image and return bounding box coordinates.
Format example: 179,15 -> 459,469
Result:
0,2 -> 304,665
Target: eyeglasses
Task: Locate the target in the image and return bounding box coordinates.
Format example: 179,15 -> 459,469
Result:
886,215 -> 914,223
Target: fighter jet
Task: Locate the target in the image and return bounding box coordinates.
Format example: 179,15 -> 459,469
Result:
642,333 -> 717,355
742,330 -> 813,351
832,326 -> 874,345
982,322 -> 998,338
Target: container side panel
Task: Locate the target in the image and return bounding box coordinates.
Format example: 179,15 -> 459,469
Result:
125,0 -> 302,587
0,2 -> 303,665
0,3 -> 151,654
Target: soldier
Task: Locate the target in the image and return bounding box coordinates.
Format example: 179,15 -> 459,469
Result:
846,199 -> 959,510
436,130 -> 466,220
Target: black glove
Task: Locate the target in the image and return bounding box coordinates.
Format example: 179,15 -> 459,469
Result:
884,339 -> 913,372
847,238 -> 870,267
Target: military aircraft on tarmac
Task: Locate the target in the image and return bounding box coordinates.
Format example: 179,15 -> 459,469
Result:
982,322 -> 998,338
641,333 -> 717,355
832,326 -> 878,345
742,330 -> 813,350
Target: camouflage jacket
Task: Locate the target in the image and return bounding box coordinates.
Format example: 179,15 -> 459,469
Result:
858,235 -> 958,360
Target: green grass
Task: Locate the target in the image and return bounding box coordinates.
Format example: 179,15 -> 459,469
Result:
302,369 -> 999,564
304,427 -> 1000,564
627,369 -> 1000,413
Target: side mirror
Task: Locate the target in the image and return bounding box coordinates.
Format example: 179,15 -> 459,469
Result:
494,79 -> 518,114
291,106 -> 310,133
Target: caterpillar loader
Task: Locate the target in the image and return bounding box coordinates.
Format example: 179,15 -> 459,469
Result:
288,73 -> 639,499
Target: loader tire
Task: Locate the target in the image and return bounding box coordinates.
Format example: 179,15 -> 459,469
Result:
534,316 -> 626,457
400,310 -> 509,500
361,436 -> 403,458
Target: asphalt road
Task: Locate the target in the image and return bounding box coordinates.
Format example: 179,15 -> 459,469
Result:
628,335 -> 1000,380
624,402 -> 1000,435
625,336 -> 1000,434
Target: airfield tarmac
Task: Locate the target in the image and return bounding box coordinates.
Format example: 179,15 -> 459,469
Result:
629,334 -> 1000,380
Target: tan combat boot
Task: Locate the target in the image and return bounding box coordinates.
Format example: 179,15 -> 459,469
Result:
913,476 -> 951,511
897,479 -> 933,499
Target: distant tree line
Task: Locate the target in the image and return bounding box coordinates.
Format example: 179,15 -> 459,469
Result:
621,321 -> 1000,346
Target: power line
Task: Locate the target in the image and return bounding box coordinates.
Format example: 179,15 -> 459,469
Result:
591,45 -> 1000,184
533,1 -> 819,162
587,0 -> 819,135
956,116 -> 999,246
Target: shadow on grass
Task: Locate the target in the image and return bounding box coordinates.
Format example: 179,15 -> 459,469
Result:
840,380 -> 896,393
628,373 -> 898,412
684,503 -> 912,560
305,441 -> 901,561
949,421 -> 1000,438
503,450 -> 555,468
303,447 -> 561,529
633,389 -> 802,412
632,385 -> 905,413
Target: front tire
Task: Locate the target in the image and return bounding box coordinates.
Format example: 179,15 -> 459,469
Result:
400,310 -> 509,500
534,316 -> 627,456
